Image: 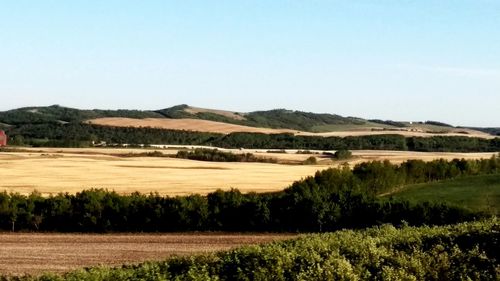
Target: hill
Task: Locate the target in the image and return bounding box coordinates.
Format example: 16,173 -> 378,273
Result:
0,105 -> 162,125
467,127 -> 500,136
1,104 -> 492,137
386,174 -> 500,215
0,104 -> 372,132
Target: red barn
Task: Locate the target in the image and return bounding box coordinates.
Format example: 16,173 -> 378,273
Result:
0,130 -> 7,146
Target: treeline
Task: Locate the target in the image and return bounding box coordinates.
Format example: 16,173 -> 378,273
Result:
0,188 -> 476,233
6,123 -> 500,152
6,123 -> 220,147
368,119 -> 406,127
1,156 -> 498,233
6,219 -> 498,281
176,148 -> 277,163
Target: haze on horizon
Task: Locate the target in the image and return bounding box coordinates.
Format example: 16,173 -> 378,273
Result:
1,1 -> 499,127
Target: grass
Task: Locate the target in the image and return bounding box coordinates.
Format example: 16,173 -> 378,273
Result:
388,174 -> 500,214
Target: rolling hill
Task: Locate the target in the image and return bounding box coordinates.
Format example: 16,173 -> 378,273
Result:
0,104 -> 492,138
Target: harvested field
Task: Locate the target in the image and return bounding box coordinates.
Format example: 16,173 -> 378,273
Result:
305,129 -> 493,139
0,233 -> 294,275
87,117 -> 296,134
349,150 -> 498,165
0,147 -> 496,196
86,117 -> 493,138
0,150 -> 329,196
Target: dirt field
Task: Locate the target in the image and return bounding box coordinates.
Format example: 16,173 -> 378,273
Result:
0,147 -> 496,196
0,233 -> 294,275
86,117 -> 493,138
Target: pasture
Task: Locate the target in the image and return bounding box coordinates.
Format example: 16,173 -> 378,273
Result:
387,174 -> 500,215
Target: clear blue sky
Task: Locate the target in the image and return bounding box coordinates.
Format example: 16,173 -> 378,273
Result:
1,1 -> 499,126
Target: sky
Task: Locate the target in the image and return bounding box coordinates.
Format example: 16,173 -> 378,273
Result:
1,1 -> 499,127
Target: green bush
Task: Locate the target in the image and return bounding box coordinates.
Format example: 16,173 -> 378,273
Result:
334,149 -> 352,160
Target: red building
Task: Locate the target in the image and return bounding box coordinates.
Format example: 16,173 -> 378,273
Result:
0,130 -> 7,146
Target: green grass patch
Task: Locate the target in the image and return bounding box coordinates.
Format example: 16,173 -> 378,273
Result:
389,174 -> 500,215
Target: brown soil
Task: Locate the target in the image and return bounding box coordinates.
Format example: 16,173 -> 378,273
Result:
0,233 -> 295,276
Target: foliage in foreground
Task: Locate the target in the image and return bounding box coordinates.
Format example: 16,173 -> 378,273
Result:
3,219 -> 498,281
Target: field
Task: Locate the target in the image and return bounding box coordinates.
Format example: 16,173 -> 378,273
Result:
0,151 -> 328,196
387,174 -> 500,214
87,117 -> 493,138
0,147 -> 496,196
2,220 -> 497,280
0,233 -> 294,275
86,117 -> 297,134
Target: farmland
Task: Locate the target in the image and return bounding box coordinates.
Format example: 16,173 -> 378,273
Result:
87,117 -> 493,138
0,152 -> 498,277
86,117 -> 298,134
0,151 -> 327,196
0,233 -> 294,275
0,147 -> 496,196
1,219 -> 497,280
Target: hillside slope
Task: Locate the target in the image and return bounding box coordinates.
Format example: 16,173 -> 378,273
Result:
0,104 -> 493,138
386,174 -> 500,214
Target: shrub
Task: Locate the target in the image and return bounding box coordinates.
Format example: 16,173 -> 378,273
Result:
302,156 -> 317,165
334,149 -> 352,160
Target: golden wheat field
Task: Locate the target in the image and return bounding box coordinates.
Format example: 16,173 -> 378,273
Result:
0,147 -> 496,196
0,150 -> 329,196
